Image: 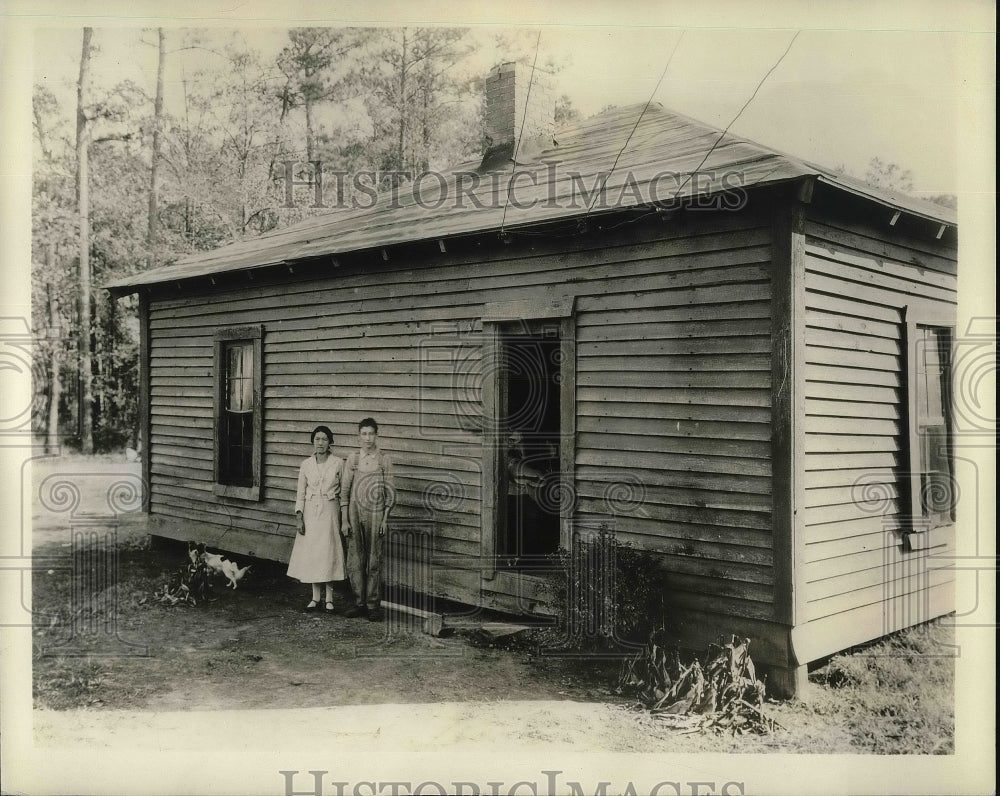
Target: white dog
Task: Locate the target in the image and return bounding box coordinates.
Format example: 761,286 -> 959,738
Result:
201,550 -> 227,576
220,559 -> 252,589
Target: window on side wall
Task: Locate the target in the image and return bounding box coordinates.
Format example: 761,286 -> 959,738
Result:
905,313 -> 954,531
213,326 -> 263,500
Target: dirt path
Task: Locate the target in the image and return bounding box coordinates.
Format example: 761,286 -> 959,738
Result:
31,524 -> 858,756
28,453 -> 692,750
25,455 -> 919,758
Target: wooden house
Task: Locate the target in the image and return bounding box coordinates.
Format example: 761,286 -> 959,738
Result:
107,62 -> 958,695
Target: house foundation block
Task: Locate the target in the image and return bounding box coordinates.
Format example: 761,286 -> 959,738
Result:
763,663 -> 810,700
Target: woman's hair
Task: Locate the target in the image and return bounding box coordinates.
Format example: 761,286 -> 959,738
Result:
311,425 -> 334,444
358,417 -> 379,433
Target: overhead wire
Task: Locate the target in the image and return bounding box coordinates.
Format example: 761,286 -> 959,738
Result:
670,30 -> 801,204
502,29 -> 801,243
584,30 -> 685,218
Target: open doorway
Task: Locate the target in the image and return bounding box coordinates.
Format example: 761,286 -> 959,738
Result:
496,322 -> 563,567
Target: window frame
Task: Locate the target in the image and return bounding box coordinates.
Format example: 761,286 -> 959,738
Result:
213,325 -> 264,501
903,306 -> 955,533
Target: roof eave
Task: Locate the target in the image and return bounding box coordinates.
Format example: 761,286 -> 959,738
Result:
103,174 -> 956,297
814,174 -> 957,227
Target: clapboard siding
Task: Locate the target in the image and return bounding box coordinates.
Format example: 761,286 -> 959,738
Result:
148,245 -> 771,331
803,214 -> 956,275
578,415 -> 772,441
577,313 -> 771,341
578,385 -> 772,407
577,401 -> 771,424
146,211 -> 775,625
575,463 -> 771,496
579,352 -> 772,371
805,532 -> 955,584
801,217 -> 957,629
150,223 -> 773,315
807,564 -> 954,619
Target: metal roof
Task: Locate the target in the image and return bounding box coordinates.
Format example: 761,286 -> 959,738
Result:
106,103 -> 957,292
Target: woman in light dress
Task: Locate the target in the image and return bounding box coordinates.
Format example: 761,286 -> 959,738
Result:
287,425 -> 346,612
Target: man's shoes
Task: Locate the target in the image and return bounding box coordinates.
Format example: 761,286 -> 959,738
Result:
343,605 -> 368,618
367,608 -> 385,622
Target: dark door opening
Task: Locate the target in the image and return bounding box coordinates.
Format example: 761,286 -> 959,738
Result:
497,323 -> 562,567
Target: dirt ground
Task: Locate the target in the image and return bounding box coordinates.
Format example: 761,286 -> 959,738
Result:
28,455 -> 953,756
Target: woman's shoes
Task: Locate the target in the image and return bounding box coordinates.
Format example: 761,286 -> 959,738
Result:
305,599 -> 338,614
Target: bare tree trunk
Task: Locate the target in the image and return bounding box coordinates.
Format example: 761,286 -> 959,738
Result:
305,95 -> 314,164
421,76 -> 431,173
76,27 -> 94,454
46,245 -> 61,454
95,295 -> 104,438
148,28 -> 165,268
397,29 -> 408,178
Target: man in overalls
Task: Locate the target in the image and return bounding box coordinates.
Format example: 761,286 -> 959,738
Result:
340,417 -> 395,620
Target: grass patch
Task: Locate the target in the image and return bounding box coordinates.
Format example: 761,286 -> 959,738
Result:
33,656 -> 161,710
808,620 -> 955,754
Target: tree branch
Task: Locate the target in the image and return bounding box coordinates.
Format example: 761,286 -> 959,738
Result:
92,133 -> 134,145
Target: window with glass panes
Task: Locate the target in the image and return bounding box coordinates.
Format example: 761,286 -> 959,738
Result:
213,326 -> 263,500
913,325 -> 954,526
222,341 -> 255,484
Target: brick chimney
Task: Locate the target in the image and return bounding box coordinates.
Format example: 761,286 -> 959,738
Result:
481,61 -> 555,169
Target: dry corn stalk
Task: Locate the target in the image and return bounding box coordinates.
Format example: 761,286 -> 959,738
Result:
618,633 -> 783,734
153,555 -> 215,607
